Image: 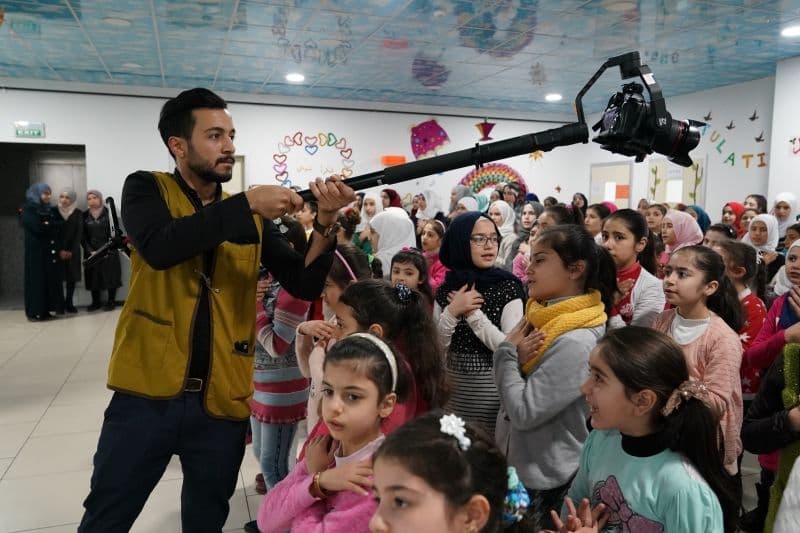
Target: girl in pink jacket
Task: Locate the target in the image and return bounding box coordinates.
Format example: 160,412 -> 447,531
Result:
257,333 -> 406,533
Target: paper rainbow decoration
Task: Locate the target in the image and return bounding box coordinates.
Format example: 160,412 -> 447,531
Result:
460,163 -> 527,197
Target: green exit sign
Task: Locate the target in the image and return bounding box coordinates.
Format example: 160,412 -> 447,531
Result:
14,121 -> 46,138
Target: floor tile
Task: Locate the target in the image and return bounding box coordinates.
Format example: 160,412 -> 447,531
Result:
0,469 -> 91,532
12,523 -> 80,532
51,379 -> 112,407
0,395 -> 53,425
0,458 -> 12,479
4,431 -> 98,479
0,422 -> 36,459
32,403 -> 106,437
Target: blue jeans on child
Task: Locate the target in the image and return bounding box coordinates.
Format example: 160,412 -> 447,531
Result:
250,417 -> 298,488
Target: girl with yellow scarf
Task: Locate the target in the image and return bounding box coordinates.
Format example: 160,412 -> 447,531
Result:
493,224 -> 617,531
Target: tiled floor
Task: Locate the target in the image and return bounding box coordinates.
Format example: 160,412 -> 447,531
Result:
0,309 -> 761,533
0,310 -> 263,533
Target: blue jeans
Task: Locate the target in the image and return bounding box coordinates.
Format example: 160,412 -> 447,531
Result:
79,391 -> 247,533
251,417 -> 298,488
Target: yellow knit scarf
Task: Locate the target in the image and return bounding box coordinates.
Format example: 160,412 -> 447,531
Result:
521,290 -> 607,375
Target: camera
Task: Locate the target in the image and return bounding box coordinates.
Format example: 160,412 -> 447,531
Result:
591,62 -> 701,167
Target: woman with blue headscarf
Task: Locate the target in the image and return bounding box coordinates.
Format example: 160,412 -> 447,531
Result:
687,204 -> 712,234
21,183 -> 64,320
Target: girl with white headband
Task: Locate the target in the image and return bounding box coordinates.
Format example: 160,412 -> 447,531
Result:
258,333 -> 406,532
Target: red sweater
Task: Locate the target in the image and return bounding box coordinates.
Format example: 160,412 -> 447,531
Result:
739,290 -> 768,398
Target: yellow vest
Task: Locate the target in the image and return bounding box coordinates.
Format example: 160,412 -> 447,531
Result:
108,171 -> 262,420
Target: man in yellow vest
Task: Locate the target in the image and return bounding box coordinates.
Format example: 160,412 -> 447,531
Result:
79,88 -> 354,532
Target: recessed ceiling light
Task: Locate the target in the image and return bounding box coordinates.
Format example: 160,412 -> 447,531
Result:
103,17 -> 131,27
781,25 -> 800,37
121,62 -> 142,69
285,73 -> 305,83
545,93 -> 562,102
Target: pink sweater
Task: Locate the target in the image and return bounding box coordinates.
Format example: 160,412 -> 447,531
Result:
257,436 -> 384,532
653,309 -> 743,475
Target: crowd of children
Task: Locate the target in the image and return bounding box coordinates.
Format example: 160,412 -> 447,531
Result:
241,186 -> 800,533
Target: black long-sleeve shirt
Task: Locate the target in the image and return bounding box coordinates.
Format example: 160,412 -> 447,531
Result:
741,353 -> 800,454
121,170 -> 333,383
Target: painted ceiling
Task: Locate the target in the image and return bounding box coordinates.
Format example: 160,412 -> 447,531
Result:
1,0 -> 800,115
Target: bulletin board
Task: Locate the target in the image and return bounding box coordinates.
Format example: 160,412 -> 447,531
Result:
647,155 -> 707,207
589,162 -> 632,208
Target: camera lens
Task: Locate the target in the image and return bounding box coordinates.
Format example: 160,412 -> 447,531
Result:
652,116 -> 701,167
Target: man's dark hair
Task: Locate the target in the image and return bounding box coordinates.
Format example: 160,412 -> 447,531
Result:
158,88 -> 227,157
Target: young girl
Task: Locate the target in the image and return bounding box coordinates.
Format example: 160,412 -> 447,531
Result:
687,204 -> 712,233
250,217 -> 312,498
741,208 -> 758,238
390,248 -> 434,308
371,410 -> 529,533
722,201 -> 746,238
658,209 -> 703,278
336,207 -> 361,248
554,326 -> 738,532
355,191 -> 383,255
538,204 -> 573,233
741,241 -> 800,533
421,220 -> 449,293
435,212 -> 526,437
503,201 -> 540,271
584,203 -> 612,244
488,200 -> 517,268
296,245 -> 372,431
654,245 -> 744,475
601,209 -> 664,329
773,192 -> 797,245
369,207 -> 417,278
257,334 -> 406,532
645,203 -> 667,236
745,194 -> 769,215
743,213 -> 784,281
494,224 -> 614,530
703,223 -> 738,250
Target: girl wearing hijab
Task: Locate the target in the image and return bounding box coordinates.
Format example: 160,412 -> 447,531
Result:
451,196 -> 479,219
744,213 -> 784,283
434,212 -> 526,437
687,204 -> 712,234
83,189 -> 122,311
773,192 -> 798,248
354,191 -> 383,256
487,200 -> 516,268
22,183 -> 64,320
380,188 -> 403,209
57,189 -> 82,313
722,201 -> 746,238
367,207 -> 417,279
448,185 -> 472,219
658,209 -> 704,278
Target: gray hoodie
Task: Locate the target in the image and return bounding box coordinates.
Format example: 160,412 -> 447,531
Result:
493,325 -> 605,490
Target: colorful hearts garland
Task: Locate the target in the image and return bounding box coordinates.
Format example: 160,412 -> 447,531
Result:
272,131 -> 354,187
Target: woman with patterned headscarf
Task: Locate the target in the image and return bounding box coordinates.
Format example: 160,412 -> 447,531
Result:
83,189 -> 122,311
21,183 -> 64,320
57,188 -> 83,313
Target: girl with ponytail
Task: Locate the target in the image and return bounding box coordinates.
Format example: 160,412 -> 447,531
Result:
493,224 -> 614,531
654,245 -> 744,476
547,327 -> 737,533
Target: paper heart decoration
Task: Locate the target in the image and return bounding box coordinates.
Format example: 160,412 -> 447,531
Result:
335,138 -> 347,149
276,171 -> 289,181
277,143 -> 290,154
292,132 -> 303,145
305,145 -> 319,156
273,154 -> 287,164
305,136 -> 318,146
342,159 -> 355,168
273,163 -> 287,173
328,133 -> 337,146
342,168 -> 353,177
284,135 -> 294,146
340,148 -> 353,159
318,133 -> 328,146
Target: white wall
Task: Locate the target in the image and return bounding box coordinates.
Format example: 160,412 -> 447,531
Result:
0,75 -> 777,221
768,56 -> 800,201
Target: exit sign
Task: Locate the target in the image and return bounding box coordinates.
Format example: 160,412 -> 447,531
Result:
14,121 -> 46,138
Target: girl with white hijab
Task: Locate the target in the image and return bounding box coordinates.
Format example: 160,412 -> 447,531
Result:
488,200 -> 516,268
354,190 -> 383,255
368,207 -> 417,279
773,192 -> 798,244
743,213 -> 784,287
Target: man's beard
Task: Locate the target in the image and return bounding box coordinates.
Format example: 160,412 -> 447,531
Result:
187,149 -> 233,184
